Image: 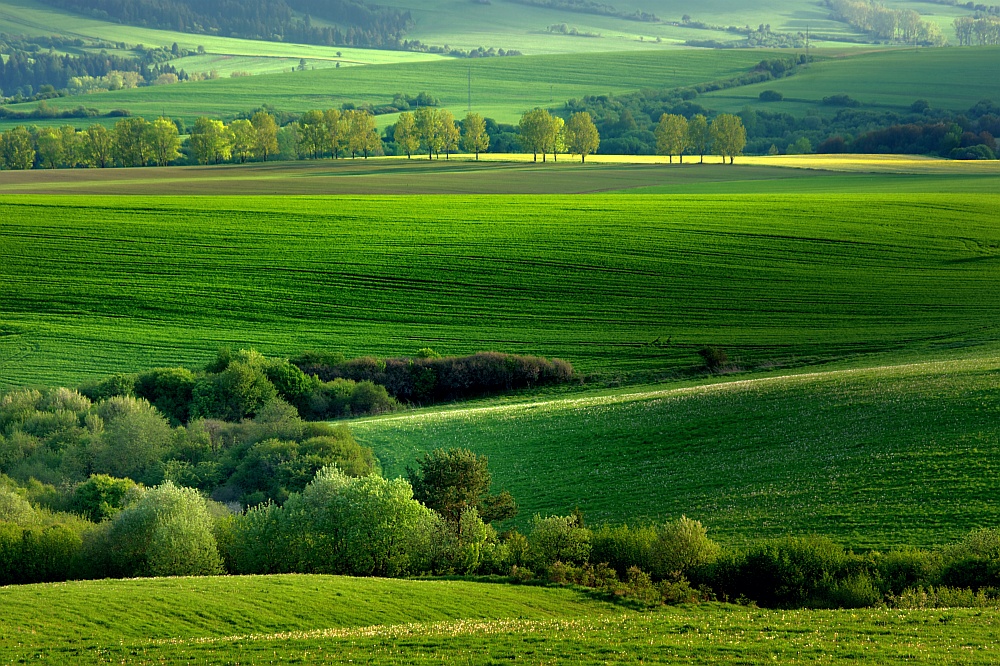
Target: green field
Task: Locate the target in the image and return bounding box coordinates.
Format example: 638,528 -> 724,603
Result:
705,47 -> 1000,114
1,159 -> 997,195
3,192 -> 1000,390
353,357 -> 1000,547
1,49 -> 766,128
2,575 -> 999,663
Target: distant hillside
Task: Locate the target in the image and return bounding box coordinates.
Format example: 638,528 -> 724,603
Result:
37,0 -> 414,48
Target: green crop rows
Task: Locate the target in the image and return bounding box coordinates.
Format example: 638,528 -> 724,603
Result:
355,357 -> 1000,548
3,193 -> 1000,389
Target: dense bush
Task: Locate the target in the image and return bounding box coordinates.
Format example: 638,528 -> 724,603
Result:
294,351 -> 574,404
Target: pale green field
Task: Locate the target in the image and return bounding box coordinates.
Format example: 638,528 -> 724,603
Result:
705,46 -> 1000,114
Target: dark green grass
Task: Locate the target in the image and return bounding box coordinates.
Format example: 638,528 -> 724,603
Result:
354,358 -> 1000,548
0,49 -> 765,128
3,193 -> 1000,389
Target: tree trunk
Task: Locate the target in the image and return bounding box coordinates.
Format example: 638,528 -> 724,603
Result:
581,154 -> 585,163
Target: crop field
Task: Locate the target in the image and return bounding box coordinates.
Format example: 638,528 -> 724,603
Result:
0,159 -> 998,196
354,357 -> 1000,548
2,576 -> 1000,662
0,49 -> 766,128
3,193 -> 1000,390
705,47 -> 1000,114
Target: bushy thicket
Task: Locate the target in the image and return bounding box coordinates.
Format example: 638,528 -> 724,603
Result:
0,382 -> 376,508
292,350 -> 574,404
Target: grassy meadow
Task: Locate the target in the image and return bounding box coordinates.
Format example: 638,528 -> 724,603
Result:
3,575 -> 1000,663
3,192 -> 1000,390
353,357 -> 1000,548
1,49 -> 766,128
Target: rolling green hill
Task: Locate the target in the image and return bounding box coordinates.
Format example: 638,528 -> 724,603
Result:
353,357 -> 1000,548
705,46 -> 1000,114
2,192 -> 1000,389
2,575 -> 997,663
1,49 -> 765,127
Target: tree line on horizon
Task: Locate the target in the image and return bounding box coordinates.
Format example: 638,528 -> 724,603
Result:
0,107 -> 752,168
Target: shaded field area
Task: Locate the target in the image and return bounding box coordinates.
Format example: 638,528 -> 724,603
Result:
1,158 -> 996,195
3,193 -> 1000,388
2,575 -> 999,663
355,358 -> 1000,547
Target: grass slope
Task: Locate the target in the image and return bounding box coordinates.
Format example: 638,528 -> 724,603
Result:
705,47 -> 1000,114
1,576 -> 999,663
0,574 -> 617,660
354,357 -> 1000,548
0,49 -> 766,126
3,193 -> 1000,389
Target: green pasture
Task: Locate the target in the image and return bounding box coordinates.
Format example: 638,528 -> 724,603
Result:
354,358 -> 1000,548
2,192 -> 1000,390
0,159 -> 997,196
1,575 -> 999,663
705,46 -> 1000,114
0,575 -> 617,661
1,49 -> 766,127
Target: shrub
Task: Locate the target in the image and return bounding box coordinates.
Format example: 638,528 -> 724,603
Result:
698,346 -> 728,370
102,482 -> 223,578
528,514 -> 591,569
0,522 -> 83,585
71,474 -> 138,522
92,398 -> 173,483
80,373 -> 137,401
759,90 -> 784,102
135,368 -> 196,424
822,94 -> 860,108
191,361 -> 277,421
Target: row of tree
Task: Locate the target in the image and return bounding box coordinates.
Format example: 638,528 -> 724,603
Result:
954,15 -> 1000,45
826,0 -> 946,44
654,113 -> 747,164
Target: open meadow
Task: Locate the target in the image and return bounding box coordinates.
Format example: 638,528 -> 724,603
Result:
0,575 -> 999,662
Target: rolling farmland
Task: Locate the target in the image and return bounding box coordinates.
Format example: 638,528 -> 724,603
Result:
3,193 -> 1000,390
353,357 -> 1000,548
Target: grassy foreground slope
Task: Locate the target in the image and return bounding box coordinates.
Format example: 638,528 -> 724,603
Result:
355,358 -> 1000,548
3,193 -> 1000,389
1,49 -> 765,126
0,575 -> 617,661
3,576 -> 1000,663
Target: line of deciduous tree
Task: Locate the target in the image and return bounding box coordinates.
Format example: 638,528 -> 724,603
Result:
826,0 -> 947,44
4,447 -> 1000,612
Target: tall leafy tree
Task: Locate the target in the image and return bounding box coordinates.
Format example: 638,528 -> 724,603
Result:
113,117 -> 153,167
407,448 -> 518,524
687,114 -> 711,164
655,113 -> 689,164
36,128 -> 65,169
394,112 -> 420,158
438,109 -> 460,160
710,113 -> 747,164
189,117 -> 233,165
346,110 -> 380,159
323,109 -> 346,159
149,117 -> 181,166
0,127 -> 35,170
229,119 -> 256,164
460,112 -> 489,160
518,108 -> 553,162
297,109 -> 328,159
60,126 -> 82,168
83,124 -> 114,168
251,111 -> 279,162
548,115 -> 565,162
414,107 -> 440,160
565,111 -> 600,163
